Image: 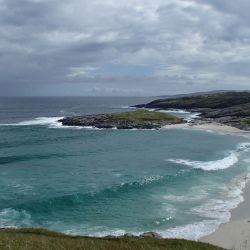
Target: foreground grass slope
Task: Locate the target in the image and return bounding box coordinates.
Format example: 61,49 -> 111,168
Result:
0,228 -> 225,250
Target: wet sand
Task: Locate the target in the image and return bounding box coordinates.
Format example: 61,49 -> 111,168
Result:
200,182 -> 250,250
163,123 -> 249,137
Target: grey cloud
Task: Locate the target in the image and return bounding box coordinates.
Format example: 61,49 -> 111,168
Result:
0,0 -> 249,96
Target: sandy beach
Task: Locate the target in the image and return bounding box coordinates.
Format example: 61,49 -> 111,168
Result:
200,182 -> 250,250
163,122 -> 250,137
196,124 -> 250,249
164,122 -> 250,249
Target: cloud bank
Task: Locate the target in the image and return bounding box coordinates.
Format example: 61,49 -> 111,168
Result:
0,0 -> 249,96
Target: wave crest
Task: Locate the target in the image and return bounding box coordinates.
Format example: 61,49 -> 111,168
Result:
0,208 -> 32,228
168,152 -> 238,171
159,172 -> 250,240
0,117 -> 87,129
0,117 -> 63,127
167,142 -> 250,171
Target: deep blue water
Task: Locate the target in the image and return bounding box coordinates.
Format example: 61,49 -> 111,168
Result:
0,97 -> 249,240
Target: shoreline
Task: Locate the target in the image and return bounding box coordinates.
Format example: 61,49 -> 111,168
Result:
165,122 -> 250,249
3,117 -> 250,248
163,122 -> 250,137
200,182 -> 250,250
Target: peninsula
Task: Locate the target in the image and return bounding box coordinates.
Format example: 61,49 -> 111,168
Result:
134,91 -> 250,131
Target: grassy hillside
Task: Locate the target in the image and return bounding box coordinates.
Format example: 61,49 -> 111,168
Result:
140,91 -> 250,109
241,104 -> 250,116
244,118 -> 250,125
0,228 -> 224,250
112,110 -> 181,123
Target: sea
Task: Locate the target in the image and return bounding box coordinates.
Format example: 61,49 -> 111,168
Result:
0,96 -> 250,240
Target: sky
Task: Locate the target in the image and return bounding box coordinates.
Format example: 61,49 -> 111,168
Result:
0,0 -> 250,96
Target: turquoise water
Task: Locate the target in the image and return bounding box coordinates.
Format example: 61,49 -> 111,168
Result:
0,97 -> 250,240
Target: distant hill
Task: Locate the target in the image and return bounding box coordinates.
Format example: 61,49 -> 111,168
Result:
134,91 -> 250,130
136,91 -> 250,109
156,90 -> 249,99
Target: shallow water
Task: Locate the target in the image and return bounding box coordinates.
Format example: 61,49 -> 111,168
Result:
0,97 -> 249,240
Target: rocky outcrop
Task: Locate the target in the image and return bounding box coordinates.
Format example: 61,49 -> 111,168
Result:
59,110 -> 184,130
139,232 -> 163,239
116,232 -> 163,239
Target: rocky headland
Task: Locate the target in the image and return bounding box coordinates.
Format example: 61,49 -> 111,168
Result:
59,110 -> 183,129
134,91 -> 250,131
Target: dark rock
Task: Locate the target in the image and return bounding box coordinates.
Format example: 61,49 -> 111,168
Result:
139,232 -> 163,239
122,233 -> 135,238
59,111 -> 184,130
104,235 -> 117,238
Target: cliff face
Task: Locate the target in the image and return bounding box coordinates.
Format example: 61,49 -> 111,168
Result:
135,92 -> 250,130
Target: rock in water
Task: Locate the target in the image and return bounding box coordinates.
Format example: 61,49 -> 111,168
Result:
140,232 -> 163,239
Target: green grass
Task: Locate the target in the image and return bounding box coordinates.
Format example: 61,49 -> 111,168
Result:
237,103 -> 250,116
244,118 -> 250,125
0,228 -> 225,250
147,91 -> 250,109
112,110 -> 181,123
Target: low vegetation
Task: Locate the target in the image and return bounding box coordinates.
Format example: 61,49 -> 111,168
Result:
0,228 -> 225,250
244,118 -> 250,125
137,91 -> 250,109
112,110 -> 180,123
134,91 -> 250,130
241,104 -> 250,116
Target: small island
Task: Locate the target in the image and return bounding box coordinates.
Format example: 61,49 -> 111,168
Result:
59,110 -> 183,129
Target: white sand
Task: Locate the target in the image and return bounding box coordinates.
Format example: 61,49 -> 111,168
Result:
163,122 -> 249,137
201,219 -> 250,250
200,183 -> 250,250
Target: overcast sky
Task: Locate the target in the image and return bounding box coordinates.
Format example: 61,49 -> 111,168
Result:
0,0 -> 250,96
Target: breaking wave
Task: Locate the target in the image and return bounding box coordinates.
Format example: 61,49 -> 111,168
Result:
0,208 -> 32,228
168,142 -> 250,171
0,117 -> 64,128
168,152 -> 238,171
159,172 -> 250,240
0,117 -> 99,130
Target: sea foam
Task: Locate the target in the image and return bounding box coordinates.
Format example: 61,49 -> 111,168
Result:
0,117 -> 86,129
168,152 -> 238,171
0,117 -> 64,127
159,172 -> 250,240
167,142 -> 250,171
161,109 -> 191,114
0,208 -> 32,228
60,172 -> 250,240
